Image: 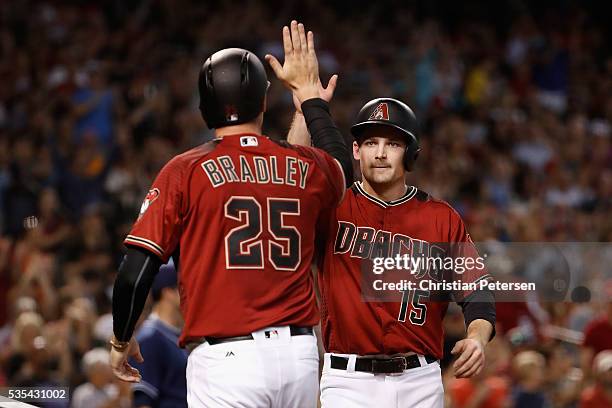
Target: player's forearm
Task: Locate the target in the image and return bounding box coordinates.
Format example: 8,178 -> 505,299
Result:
459,289 -> 496,342
112,247 -> 161,341
301,98 -> 353,187
287,112 -> 311,146
466,319 -> 494,347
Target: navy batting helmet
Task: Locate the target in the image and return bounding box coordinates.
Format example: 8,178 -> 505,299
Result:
198,48 -> 268,129
351,98 -> 421,171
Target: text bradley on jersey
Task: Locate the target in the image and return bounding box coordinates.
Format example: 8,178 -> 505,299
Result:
201,155 -> 310,189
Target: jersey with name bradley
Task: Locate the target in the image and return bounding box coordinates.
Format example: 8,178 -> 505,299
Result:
124,134 -> 344,347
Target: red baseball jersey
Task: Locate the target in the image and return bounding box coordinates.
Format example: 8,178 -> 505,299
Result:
125,133 -> 344,347
318,182 -> 490,358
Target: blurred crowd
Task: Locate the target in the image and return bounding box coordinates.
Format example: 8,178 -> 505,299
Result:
0,0 -> 610,407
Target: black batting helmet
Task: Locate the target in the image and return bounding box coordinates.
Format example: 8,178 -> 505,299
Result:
198,48 -> 268,129
351,98 -> 421,171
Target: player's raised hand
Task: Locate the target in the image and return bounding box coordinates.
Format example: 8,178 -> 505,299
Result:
110,336 -> 144,383
451,338 -> 485,378
292,74 -> 338,113
265,21 -> 321,104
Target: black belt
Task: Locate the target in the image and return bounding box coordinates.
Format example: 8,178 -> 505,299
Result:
330,354 -> 437,374
188,326 -> 313,348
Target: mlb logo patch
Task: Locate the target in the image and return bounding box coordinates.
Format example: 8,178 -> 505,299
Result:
369,103 -> 390,120
240,136 -> 258,147
265,329 -> 279,339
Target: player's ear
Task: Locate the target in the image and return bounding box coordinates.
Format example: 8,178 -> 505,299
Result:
352,141 -> 360,161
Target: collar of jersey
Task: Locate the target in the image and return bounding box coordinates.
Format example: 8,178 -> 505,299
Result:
354,181 -> 417,208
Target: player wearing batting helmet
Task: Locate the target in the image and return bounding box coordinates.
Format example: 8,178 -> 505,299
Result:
289,96 -> 496,407
110,20 -> 352,408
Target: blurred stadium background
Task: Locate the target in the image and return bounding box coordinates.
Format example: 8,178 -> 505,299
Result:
0,0 -> 611,407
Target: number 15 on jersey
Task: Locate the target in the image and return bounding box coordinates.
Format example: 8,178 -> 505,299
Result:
398,289 -> 429,325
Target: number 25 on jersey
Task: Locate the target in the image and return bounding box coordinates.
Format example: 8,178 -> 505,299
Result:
224,196 -> 301,271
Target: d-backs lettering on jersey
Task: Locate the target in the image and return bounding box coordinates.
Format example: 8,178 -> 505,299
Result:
318,182 -> 490,358
125,134 -> 344,347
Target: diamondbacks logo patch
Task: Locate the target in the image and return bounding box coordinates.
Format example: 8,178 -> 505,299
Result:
369,103 -> 390,120
139,188 -> 160,218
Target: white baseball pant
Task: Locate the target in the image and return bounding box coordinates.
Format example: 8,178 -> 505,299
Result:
320,353 -> 444,408
186,326 -> 318,407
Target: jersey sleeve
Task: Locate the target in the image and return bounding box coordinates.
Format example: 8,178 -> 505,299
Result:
124,157 -> 184,262
293,145 -> 345,207
448,210 -> 491,300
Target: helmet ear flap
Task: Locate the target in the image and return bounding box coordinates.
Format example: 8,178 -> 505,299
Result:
240,52 -> 249,85
206,59 -> 214,90
199,57 -> 214,119
404,143 -> 420,171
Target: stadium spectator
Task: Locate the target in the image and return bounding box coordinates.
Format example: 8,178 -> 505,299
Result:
510,350 -> 550,408
579,350 -> 612,408
581,303 -> 612,378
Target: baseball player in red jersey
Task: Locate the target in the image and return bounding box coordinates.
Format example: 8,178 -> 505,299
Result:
289,98 -> 496,407
109,21 -> 352,407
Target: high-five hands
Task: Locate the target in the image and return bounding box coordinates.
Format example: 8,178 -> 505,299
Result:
291,74 -> 338,113
266,20 -> 338,107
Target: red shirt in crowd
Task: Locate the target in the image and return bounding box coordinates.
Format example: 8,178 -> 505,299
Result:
580,384 -> 612,408
583,316 -> 612,355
